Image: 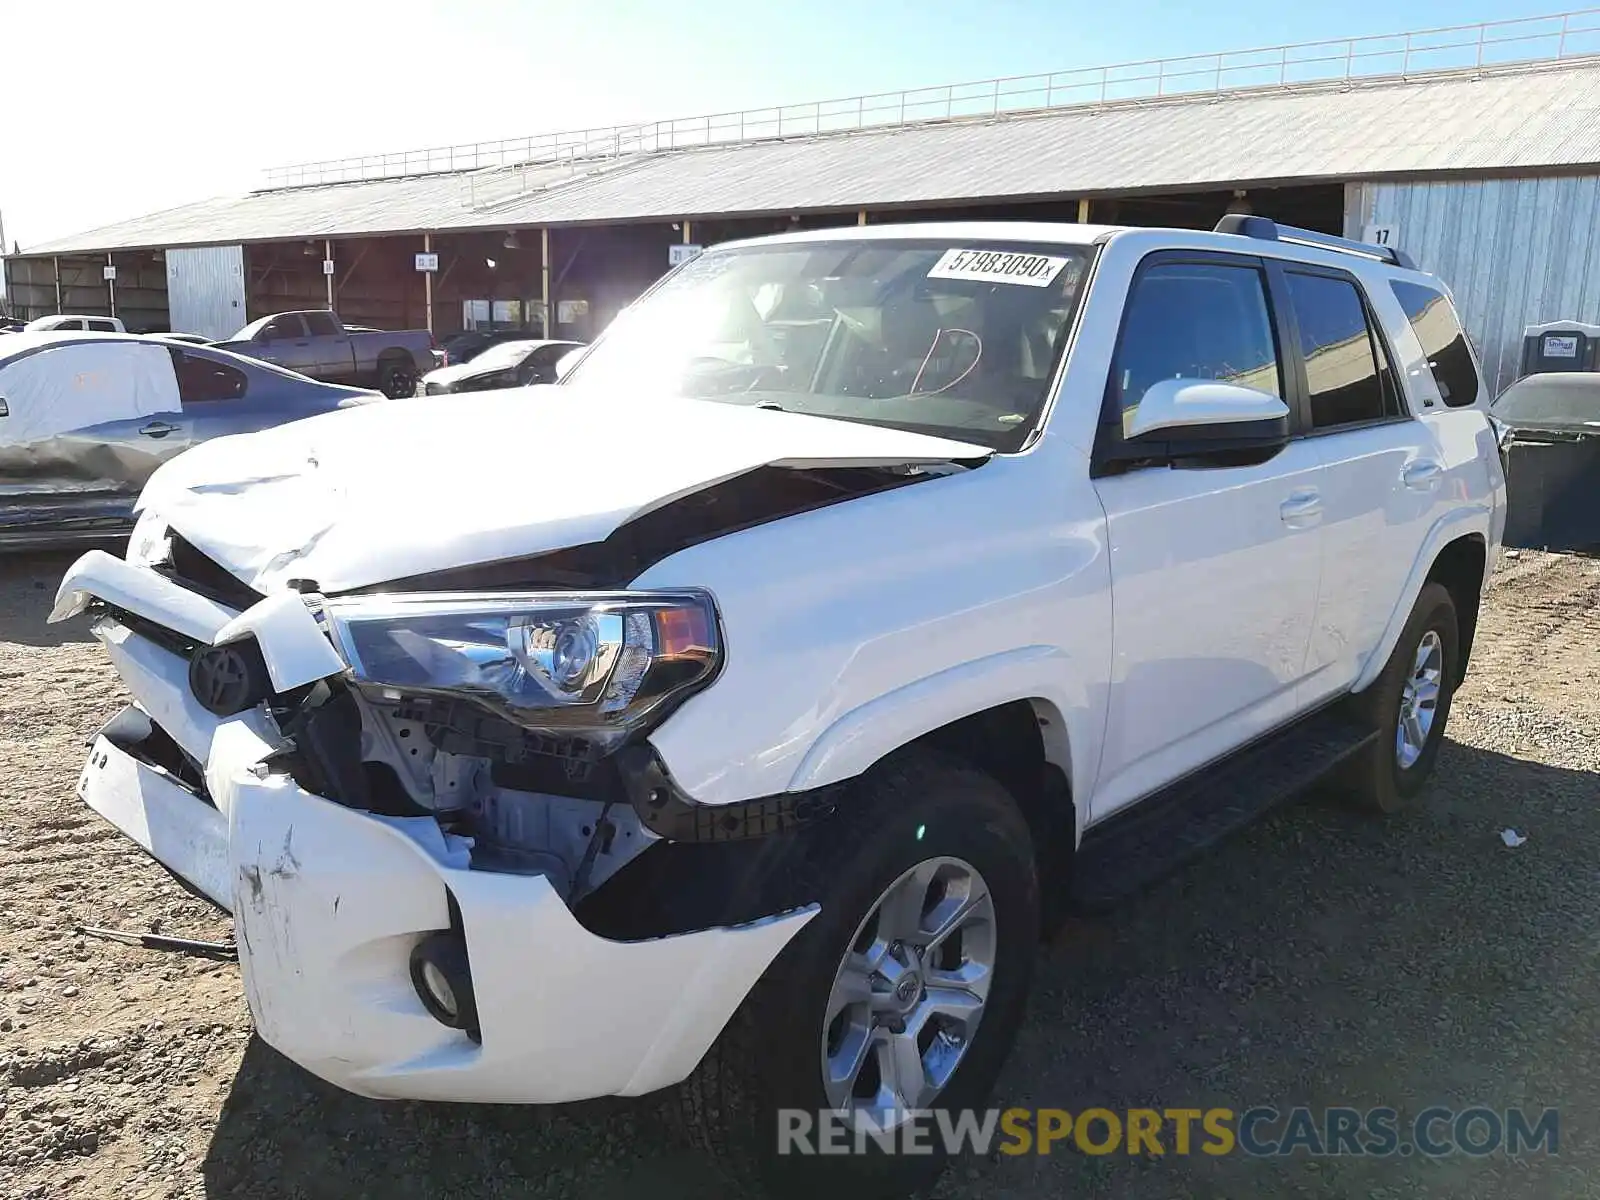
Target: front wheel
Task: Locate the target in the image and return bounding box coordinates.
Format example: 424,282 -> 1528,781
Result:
677,751 -> 1040,1199
1344,581 -> 1460,813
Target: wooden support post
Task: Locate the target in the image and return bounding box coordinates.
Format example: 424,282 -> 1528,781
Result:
106,253 -> 116,318
682,220 -> 692,244
1077,198 -> 1091,224
53,256 -> 62,313
423,233 -> 433,335
858,210 -> 868,226
324,239 -> 334,309
541,228 -> 551,337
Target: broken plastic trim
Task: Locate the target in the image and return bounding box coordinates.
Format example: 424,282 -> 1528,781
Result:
612,744 -> 840,842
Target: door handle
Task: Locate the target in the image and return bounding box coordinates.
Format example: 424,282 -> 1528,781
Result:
138,421 -> 178,438
1280,489 -> 1323,527
1402,459 -> 1444,490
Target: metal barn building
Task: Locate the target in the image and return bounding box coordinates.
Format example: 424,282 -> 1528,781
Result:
8,10 -> 1600,393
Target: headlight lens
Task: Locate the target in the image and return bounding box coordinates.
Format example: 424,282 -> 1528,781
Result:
126,510 -> 171,568
322,591 -> 720,740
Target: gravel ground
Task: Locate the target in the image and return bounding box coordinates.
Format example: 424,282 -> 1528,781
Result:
2,547 -> 1598,1198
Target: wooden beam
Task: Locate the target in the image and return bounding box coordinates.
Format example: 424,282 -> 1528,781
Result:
423,233 -> 433,335
541,228 -> 551,337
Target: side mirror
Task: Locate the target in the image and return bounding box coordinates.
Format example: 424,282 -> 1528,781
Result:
1127,378 -> 1290,440
553,348 -> 584,382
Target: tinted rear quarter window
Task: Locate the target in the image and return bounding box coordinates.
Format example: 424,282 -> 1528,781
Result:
1390,281 -> 1480,408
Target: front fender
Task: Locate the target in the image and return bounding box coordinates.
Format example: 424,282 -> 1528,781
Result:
786,646 -> 1085,837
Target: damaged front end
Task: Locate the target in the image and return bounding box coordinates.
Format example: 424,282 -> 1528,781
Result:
54,546 -> 822,1105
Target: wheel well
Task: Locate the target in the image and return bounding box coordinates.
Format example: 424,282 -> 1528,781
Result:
1427,534 -> 1486,684
913,700 -> 1075,908
377,349 -> 411,369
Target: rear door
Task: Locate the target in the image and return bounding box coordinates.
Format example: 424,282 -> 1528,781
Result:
0,341 -> 186,540
1088,251 -> 1326,819
171,347 -> 353,447
1280,266 -> 1440,704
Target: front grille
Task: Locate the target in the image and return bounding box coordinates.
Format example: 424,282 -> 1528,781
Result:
159,534 -> 264,611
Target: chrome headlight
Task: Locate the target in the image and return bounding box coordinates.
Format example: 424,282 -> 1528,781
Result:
322,591 -> 720,742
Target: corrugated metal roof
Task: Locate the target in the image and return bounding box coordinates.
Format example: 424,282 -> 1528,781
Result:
26,59 -> 1600,255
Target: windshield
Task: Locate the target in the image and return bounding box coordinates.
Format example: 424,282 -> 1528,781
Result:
470,340 -> 540,370
1493,373 -> 1600,430
231,315 -> 276,341
563,238 -> 1093,450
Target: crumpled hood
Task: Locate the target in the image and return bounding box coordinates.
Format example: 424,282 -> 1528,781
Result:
139,388 -> 990,594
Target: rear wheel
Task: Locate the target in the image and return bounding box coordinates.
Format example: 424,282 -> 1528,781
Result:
1344,581 -> 1460,813
378,359 -> 418,398
677,751 -> 1039,1199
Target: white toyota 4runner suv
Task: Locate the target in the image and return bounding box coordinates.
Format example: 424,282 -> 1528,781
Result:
54,217 -> 1505,1198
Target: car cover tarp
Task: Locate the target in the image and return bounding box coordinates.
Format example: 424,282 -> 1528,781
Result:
0,341 -> 180,445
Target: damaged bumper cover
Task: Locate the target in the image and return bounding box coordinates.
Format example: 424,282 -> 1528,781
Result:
58,550 -> 818,1104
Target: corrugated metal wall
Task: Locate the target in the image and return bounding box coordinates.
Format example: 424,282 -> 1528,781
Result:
166,245 -> 246,340
1346,175 -> 1600,396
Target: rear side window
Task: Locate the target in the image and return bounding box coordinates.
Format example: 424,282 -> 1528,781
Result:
1111,261 -> 1282,434
304,311 -> 340,337
87,319 -> 118,332
1390,281 -> 1480,408
170,350 -> 248,403
1285,272 -> 1391,429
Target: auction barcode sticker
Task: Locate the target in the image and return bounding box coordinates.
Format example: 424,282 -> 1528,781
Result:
928,248 -> 1069,287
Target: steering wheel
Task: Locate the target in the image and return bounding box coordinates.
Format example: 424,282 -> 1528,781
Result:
683,357 -> 783,394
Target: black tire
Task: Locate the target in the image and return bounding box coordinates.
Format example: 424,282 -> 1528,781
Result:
1344,581 -> 1460,813
676,750 -> 1040,1200
378,359 -> 418,398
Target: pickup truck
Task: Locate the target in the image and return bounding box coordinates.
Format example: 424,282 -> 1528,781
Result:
52,217 -> 1505,1200
213,309 -> 435,398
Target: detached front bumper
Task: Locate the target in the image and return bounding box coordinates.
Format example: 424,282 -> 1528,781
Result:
61,550 -> 816,1105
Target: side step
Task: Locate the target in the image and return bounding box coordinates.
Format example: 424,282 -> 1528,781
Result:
1068,704 -> 1377,912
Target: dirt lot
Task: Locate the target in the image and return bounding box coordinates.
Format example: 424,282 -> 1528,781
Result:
2,548 -> 1599,1199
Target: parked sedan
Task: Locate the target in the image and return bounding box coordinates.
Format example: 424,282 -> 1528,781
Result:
421,338 -> 583,394
437,327 -> 539,366
0,333 -> 381,549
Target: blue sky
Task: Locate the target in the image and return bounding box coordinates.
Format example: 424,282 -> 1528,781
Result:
0,0 -> 1570,247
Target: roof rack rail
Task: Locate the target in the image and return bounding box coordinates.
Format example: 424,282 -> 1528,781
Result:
1213,214 -> 1418,271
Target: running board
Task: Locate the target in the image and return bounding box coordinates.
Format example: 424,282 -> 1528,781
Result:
1069,705 -> 1377,912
